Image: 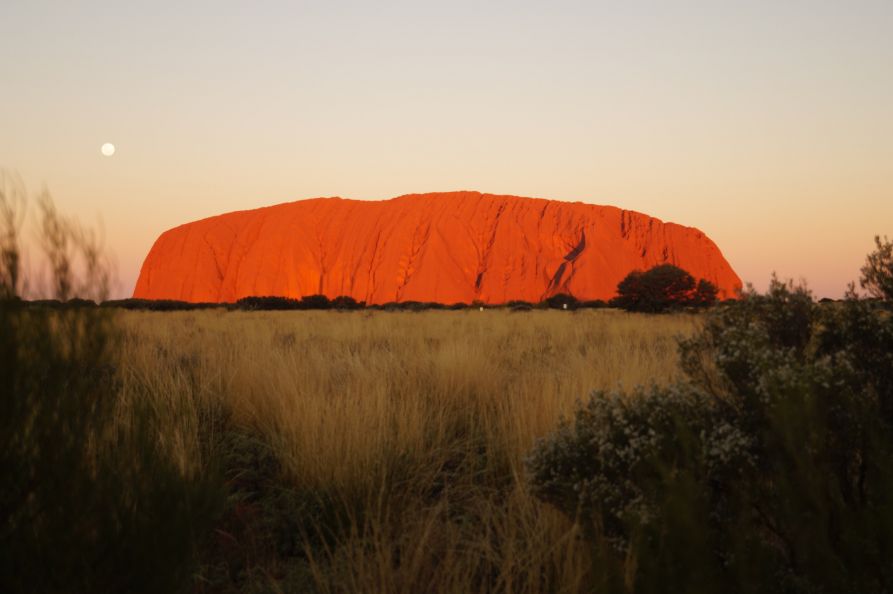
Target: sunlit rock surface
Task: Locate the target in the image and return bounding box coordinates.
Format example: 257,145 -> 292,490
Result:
134,191 -> 741,304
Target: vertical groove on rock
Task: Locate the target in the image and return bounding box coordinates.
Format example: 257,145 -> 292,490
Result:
474,201 -> 507,300
545,229 -> 586,297
395,221 -> 431,301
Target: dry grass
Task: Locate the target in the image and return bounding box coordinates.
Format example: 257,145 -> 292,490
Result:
116,308 -> 698,593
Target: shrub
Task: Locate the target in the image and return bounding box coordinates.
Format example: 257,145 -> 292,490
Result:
861,235 -> 893,301
611,264 -> 718,312
299,294 -> 331,309
397,300 -> 444,311
690,278 -> 718,307
529,274 -> 893,593
101,298 -> 223,311
234,294 -> 338,310
63,297 -> 97,308
236,296 -> 301,310
331,295 -> 364,309
543,293 -> 579,310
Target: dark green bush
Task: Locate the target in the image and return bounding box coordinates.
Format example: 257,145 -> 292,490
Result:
21,297 -> 99,309
102,298 -> 223,311
235,296 -> 302,310
330,295 -> 364,309
369,300 -> 453,311
543,293 -> 580,310
397,300 -> 433,311
299,294 -> 331,309
611,264 -> 718,312
375,301 -> 402,311
691,278 -> 718,307
528,277 -> 893,593
235,294 -> 339,310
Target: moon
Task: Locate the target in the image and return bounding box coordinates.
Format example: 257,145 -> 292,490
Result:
101,142 -> 116,157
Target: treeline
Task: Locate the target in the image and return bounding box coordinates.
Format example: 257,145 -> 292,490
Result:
11,295 -> 609,311
8,264 -> 735,312
8,294 -> 676,312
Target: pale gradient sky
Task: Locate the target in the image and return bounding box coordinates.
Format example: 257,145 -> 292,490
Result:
1,0 -> 891,299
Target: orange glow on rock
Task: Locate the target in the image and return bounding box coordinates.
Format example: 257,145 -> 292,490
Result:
133,191 -> 742,304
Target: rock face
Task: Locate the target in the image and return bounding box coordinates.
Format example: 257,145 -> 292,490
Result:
134,191 -> 741,304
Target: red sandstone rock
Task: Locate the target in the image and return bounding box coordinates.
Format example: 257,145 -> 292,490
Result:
133,191 -> 741,304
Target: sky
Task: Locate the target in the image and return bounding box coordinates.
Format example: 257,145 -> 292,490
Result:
1,0 -> 891,299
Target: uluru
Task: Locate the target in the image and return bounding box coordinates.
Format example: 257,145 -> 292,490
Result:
134,191 -> 741,304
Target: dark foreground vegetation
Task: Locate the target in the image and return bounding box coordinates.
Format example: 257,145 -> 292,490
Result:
1,179 -> 221,593
529,278 -> 893,592
2,174 -> 893,593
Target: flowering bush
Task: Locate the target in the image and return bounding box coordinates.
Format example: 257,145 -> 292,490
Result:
528,276 -> 893,593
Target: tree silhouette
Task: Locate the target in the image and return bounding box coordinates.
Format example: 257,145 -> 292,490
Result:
612,264 -> 705,312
